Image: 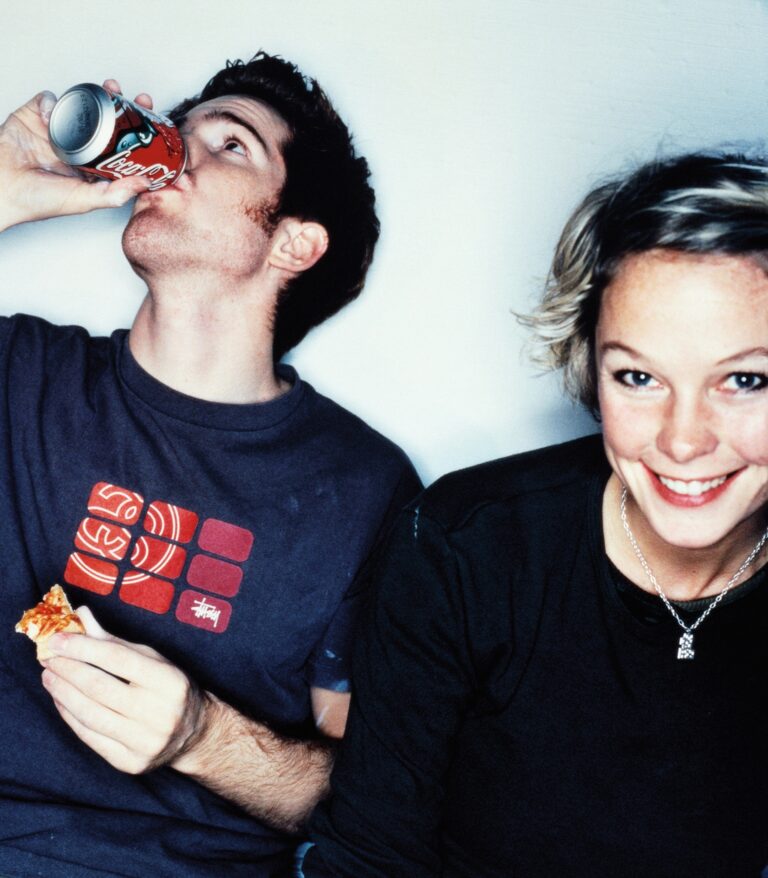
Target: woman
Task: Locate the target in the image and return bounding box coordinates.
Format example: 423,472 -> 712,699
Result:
301,152 -> 768,877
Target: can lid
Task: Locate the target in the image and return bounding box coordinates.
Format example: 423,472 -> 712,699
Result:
48,84 -> 115,166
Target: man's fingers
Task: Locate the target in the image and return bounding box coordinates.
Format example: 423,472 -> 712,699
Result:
100,79 -> 154,111
43,665 -> 133,734
43,655 -> 137,716
47,630 -> 162,684
133,93 -> 154,110
76,605 -> 113,640
43,663 -> 172,761
56,174 -> 152,215
37,91 -> 57,123
52,698 -> 149,775
105,175 -> 154,205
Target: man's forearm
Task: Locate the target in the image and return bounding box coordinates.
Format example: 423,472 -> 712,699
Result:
172,693 -> 336,833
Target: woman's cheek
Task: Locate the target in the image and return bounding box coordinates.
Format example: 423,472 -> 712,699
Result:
599,389 -> 654,460
729,426 -> 768,466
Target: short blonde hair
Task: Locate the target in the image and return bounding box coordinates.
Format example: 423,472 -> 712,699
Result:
520,152 -> 768,414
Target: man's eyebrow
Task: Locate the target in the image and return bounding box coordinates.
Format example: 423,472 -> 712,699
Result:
198,109 -> 270,153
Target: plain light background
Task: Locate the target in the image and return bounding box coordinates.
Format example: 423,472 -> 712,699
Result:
1,0 -> 767,484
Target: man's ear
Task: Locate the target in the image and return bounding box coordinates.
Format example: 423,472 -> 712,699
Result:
268,219 -> 328,275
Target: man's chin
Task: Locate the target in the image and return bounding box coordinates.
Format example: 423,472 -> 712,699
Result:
122,209 -> 175,276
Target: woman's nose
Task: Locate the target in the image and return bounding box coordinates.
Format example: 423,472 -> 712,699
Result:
655,394 -> 718,463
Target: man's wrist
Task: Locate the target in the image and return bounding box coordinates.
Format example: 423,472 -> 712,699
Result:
170,689 -> 220,776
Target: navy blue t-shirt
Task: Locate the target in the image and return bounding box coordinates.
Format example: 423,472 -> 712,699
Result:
0,314 -> 420,877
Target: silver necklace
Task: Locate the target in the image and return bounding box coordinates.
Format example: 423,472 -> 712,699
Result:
619,486 -> 768,660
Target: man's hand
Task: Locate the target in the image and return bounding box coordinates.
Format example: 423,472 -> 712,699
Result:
42,606 -> 344,832
0,80 -> 154,232
41,606 -> 210,775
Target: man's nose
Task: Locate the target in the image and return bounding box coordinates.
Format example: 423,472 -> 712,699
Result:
655,393 -> 718,463
180,133 -> 204,173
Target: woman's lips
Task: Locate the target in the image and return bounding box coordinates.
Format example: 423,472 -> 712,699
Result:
645,464 -> 741,507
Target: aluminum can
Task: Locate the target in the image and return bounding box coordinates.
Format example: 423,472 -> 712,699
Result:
48,83 -> 186,190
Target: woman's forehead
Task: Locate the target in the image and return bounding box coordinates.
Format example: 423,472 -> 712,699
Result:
598,249 -> 768,344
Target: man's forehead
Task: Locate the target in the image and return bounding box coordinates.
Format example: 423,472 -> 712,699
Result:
185,95 -> 290,144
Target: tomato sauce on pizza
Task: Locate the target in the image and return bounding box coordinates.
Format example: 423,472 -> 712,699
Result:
15,584 -> 85,661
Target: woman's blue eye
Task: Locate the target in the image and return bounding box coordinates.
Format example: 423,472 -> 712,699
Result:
724,372 -> 768,392
615,370 -> 657,388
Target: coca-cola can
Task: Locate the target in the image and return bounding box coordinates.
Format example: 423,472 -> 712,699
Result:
48,83 -> 186,190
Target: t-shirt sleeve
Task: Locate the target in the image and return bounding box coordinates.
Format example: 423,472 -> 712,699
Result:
304,506 -> 474,877
307,461 -> 423,694
0,316 -> 13,351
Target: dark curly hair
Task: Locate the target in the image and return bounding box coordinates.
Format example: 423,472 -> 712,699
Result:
170,52 -> 380,360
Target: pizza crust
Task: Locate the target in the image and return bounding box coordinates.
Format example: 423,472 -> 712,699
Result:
15,584 -> 85,661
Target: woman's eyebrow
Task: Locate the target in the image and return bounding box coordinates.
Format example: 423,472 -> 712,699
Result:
598,341 -> 642,357
715,346 -> 768,365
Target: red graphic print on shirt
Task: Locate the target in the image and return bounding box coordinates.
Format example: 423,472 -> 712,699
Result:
120,573 -> 176,614
131,536 -> 187,579
198,519 -> 254,562
186,554 -> 243,597
64,483 -> 254,633
143,501 -> 198,543
74,517 -> 132,560
176,590 -> 233,633
87,482 -> 144,525
64,552 -> 119,595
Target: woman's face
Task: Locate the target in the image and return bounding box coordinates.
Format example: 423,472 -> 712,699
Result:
596,249 -> 768,551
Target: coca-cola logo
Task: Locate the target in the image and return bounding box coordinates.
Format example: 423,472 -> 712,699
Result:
96,148 -> 178,189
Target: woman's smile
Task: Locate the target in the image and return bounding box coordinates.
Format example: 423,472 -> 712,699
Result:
597,249 -> 768,554
645,462 -> 741,507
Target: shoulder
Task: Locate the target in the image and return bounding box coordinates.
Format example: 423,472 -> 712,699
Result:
414,434 -> 606,533
0,314 -> 117,390
0,313 -> 104,353
296,377 -> 418,481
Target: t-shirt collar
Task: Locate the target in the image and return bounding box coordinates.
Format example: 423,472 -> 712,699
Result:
115,329 -> 306,431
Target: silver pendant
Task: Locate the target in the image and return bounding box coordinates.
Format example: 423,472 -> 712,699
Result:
677,632 -> 695,660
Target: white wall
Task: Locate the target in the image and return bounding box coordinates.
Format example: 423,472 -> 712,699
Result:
1,0 -> 767,484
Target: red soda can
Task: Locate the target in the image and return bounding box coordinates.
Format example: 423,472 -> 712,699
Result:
48,83 -> 186,190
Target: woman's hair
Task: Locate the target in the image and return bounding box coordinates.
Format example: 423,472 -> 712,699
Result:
520,151 -> 768,415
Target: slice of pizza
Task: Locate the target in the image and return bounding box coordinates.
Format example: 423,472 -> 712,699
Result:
15,584 -> 85,661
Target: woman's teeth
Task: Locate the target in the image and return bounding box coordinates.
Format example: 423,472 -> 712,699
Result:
658,474 -> 728,496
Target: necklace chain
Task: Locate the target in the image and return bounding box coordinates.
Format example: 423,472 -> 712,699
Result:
618,486 -> 768,659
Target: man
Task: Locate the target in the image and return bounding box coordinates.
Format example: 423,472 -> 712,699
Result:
0,53 -> 420,877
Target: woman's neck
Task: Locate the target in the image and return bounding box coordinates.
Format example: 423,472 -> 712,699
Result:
602,473 -> 768,601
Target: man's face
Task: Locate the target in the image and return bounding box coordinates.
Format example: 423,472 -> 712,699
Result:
122,94 -> 291,283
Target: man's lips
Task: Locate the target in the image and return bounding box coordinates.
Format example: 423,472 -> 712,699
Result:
138,172 -> 191,197
644,463 -> 743,507
133,180 -> 187,210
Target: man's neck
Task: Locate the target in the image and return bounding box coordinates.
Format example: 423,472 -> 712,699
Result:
128,279 -> 289,405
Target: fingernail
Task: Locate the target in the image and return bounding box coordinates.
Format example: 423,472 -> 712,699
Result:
47,634 -> 66,652
39,91 -> 57,121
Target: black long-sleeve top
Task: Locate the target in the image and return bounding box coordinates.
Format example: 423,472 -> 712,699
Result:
303,435 -> 768,878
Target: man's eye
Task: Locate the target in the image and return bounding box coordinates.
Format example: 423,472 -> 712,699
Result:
614,370 -> 658,389
222,137 -> 246,155
723,372 -> 768,392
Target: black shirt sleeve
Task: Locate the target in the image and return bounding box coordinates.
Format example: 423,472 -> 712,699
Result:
304,505 -> 475,877
307,462 -> 423,694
